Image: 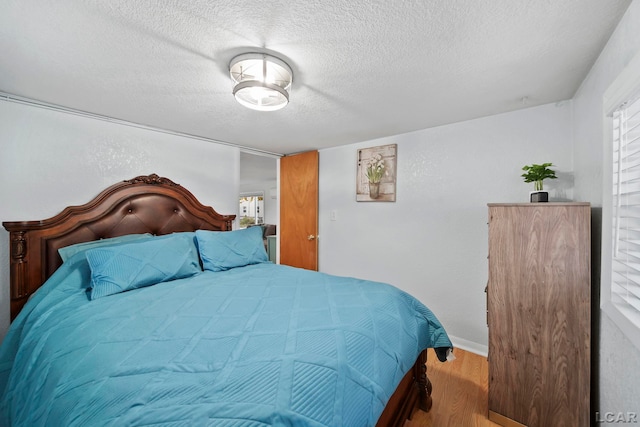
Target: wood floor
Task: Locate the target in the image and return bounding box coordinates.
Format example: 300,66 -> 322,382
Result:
404,348 -> 502,427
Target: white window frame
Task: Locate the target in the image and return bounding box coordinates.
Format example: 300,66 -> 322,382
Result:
602,51 -> 640,351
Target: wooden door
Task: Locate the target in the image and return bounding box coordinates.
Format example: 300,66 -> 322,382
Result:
279,151 -> 319,270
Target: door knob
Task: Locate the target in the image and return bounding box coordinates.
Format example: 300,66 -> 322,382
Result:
307,234 -> 316,240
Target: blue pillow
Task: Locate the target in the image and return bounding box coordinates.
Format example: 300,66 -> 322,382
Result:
58,233 -> 153,262
85,233 -> 201,300
196,227 -> 269,272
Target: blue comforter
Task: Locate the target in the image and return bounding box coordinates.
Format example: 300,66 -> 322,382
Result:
0,253 -> 451,426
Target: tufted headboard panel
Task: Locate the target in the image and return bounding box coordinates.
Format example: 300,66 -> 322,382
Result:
3,174 -> 235,320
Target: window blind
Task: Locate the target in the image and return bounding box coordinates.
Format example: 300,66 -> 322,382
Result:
612,95 -> 640,327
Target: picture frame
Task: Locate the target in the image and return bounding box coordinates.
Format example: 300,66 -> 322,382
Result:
356,144 -> 397,202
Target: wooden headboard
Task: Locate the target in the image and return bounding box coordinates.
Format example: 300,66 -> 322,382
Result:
2,174 -> 236,320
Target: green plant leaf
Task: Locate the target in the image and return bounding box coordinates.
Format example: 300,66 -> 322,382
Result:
521,162 -> 557,188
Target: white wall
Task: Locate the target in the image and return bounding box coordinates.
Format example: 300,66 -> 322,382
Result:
319,101 -> 573,354
0,101 -> 240,340
572,0 -> 640,420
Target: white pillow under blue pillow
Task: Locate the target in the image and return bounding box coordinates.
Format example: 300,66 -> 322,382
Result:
85,233 -> 201,300
58,233 -> 153,262
196,227 -> 269,272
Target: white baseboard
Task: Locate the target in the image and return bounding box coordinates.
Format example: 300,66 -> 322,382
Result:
448,334 -> 488,357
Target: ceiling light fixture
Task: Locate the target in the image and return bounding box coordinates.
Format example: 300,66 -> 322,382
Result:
229,53 -> 293,112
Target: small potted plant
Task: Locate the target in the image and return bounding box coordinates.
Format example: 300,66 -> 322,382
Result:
521,162 -> 557,202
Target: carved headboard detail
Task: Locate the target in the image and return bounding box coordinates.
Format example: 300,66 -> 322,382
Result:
2,174 -> 236,320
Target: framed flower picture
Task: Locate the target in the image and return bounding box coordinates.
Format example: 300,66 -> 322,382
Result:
356,144 -> 397,202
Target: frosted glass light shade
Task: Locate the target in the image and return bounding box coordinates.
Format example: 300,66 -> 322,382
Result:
229,53 -> 293,111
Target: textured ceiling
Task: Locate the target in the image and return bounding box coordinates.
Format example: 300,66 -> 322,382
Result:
0,0 -> 631,155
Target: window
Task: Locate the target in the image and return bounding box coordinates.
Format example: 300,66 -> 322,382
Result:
611,99 -> 640,323
238,192 -> 264,229
603,52 -> 640,350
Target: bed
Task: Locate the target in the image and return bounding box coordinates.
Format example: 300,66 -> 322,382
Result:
0,173 -> 452,427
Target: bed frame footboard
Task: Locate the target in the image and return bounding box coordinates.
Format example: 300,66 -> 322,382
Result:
376,349 -> 432,426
